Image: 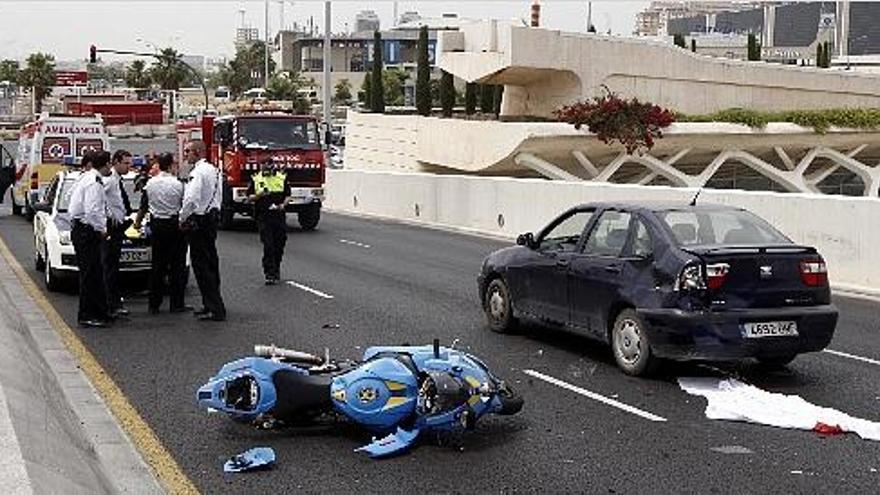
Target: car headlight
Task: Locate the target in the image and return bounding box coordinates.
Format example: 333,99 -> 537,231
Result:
59,231 -> 72,246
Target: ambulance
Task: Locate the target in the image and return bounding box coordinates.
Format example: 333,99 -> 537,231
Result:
12,113 -> 109,220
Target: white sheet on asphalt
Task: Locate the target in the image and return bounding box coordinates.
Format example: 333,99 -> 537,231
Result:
678,377 -> 880,441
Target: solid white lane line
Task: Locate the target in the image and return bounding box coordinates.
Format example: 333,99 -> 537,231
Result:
339,239 -> 371,249
523,369 -> 667,422
286,281 -> 334,299
823,349 -> 880,366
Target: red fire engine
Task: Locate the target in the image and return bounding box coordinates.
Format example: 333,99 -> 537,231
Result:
178,110 -> 325,230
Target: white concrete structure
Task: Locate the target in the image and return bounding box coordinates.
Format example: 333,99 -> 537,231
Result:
325,170 -> 880,297
436,22 -> 880,117
345,112 -> 880,197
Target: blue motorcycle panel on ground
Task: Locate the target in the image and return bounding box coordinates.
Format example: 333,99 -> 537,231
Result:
223,447 -> 276,473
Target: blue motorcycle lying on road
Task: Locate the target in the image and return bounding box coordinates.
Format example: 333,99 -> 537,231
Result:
197,340 -> 524,458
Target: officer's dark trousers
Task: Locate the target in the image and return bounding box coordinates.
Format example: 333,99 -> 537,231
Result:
186,213 -> 226,317
101,222 -> 124,310
149,217 -> 187,310
72,221 -> 108,322
258,211 -> 287,279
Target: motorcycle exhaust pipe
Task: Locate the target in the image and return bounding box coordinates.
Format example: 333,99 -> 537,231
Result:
254,344 -> 324,365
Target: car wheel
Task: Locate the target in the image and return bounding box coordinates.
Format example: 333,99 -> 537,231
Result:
11,190 -> 22,216
297,205 -> 320,231
24,198 -> 34,222
484,277 -> 517,334
45,258 -> 62,292
611,309 -> 659,377
35,242 -> 46,272
756,354 -> 797,368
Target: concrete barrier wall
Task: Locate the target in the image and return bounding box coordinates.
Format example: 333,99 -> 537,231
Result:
326,169 -> 880,297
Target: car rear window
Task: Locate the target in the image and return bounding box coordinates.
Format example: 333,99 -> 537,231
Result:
659,209 -> 790,246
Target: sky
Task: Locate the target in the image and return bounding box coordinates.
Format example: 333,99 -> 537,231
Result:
0,0 -> 649,63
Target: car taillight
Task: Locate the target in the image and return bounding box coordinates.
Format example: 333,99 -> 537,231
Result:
676,262 -> 705,291
30,172 -> 38,190
800,258 -> 828,287
705,263 -> 730,290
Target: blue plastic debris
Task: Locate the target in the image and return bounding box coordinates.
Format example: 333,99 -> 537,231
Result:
223,447 -> 276,473
354,428 -> 420,458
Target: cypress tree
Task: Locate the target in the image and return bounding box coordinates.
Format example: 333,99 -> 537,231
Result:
747,34 -> 761,61
479,84 -> 494,113
816,42 -> 824,68
465,82 -> 476,115
440,70 -> 454,117
370,31 -> 385,113
673,34 -> 685,48
416,25 -> 431,116
691,39 -> 696,52
824,41 -> 832,68
362,75 -> 372,109
493,85 -> 504,117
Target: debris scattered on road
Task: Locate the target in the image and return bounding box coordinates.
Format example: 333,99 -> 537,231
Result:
710,445 -> 754,455
790,470 -> 804,475
536,349 -> 544,357
223,447 -> 276,473
322,323 -> 340,329
679,377 -> 880,441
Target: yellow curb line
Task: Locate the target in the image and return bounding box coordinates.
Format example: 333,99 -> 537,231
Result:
0,236 -> 199,495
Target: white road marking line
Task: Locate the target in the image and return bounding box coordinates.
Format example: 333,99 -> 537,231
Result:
823,349 -> 880,366
286,281 -> 334,299
339,239 -> 371,249
523,369 -> 667,422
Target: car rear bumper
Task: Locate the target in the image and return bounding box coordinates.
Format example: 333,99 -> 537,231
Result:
637,305 -> 838,361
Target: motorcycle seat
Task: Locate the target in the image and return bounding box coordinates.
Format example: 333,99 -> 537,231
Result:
271,370 -> 333,420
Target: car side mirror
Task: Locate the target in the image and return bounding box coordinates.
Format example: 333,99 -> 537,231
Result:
33,201 -> 51,213
516,232 -> 535,248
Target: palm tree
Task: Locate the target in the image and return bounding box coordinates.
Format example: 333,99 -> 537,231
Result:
148,48 -> 189,90
125,60 -> 152,88
18,53 -> 55,113
0,60 -> 19,83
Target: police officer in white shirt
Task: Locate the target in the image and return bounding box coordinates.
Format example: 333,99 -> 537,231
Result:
180,140 -> 226,321
134,152 -> 190,314
103,150 -> 133,317
69,151 -> 113,327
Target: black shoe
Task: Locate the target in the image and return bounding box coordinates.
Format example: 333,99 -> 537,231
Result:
193,307 -> 210,316
78,319 -> 107,328
148,307 -> 160,315
197,312 -> 226,322
170,305 -> 194,313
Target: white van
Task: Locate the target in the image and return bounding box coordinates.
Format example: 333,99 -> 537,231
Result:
12,113 -> 110,220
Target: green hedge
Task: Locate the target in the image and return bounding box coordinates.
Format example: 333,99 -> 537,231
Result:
676,108 -> 880,133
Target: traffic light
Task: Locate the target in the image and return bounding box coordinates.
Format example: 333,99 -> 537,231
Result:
89,45 -> 97,64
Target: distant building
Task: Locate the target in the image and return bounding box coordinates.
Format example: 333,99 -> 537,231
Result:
399,11 -> 421,26
275,17 -> 475,104
645,1 -> 880,64
180,55 -> 205,72
354,10 -> 381,35
236,26 -> 260,48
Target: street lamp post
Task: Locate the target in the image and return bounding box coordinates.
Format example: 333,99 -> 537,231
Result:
323,0 -> 331,145
265,0 -> 270,89
846,34 -> 870,70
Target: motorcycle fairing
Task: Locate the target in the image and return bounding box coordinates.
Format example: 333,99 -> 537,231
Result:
197,357 -> 303,421
331,357 -> 419,430
354,427 -> 420,458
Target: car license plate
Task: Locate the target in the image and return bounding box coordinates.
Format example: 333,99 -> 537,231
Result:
742,321 -> 798,338
120,250 -> 150,263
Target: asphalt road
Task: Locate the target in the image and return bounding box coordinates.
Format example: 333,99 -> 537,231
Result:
1,207 -> 879,493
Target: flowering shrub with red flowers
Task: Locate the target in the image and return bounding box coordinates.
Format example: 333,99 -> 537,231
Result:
554,89 -> 676,154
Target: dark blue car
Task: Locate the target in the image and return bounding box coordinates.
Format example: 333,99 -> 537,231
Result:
477,202 -> 838,376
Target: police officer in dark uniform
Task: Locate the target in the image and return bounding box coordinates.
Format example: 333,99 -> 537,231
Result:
247,158 -> 290,285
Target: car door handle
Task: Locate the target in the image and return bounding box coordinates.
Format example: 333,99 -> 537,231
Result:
604,265 -> 621,274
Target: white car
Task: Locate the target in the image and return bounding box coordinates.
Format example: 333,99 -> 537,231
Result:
33,170 -> 152,291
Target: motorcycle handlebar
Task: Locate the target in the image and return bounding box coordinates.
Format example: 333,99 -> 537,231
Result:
254,344 -> 324,365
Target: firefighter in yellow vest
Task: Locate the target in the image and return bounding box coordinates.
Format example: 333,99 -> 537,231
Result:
247,158 -> 291,284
